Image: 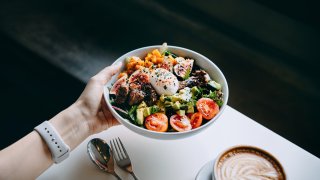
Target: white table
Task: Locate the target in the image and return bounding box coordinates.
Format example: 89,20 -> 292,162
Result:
38,106 -> 320,180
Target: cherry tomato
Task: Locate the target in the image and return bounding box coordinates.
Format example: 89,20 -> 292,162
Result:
170,114 -> 192,132
186,113 -> 193,119
145,113 -> 168,132
190,112 -> 203,129
196,98 -> 219,120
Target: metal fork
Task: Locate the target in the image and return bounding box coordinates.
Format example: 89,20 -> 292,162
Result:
110,137 -> 139,180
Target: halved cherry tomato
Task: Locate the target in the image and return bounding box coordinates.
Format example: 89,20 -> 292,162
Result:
170,114 -> 192,132
186,113 -> 193,119
145,113 -> 168,132
196,98 -> 219,120
190,112 -> 203,129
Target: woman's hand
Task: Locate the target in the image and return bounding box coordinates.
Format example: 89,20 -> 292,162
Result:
50,63 -> 122,150
77,63 -> 122,134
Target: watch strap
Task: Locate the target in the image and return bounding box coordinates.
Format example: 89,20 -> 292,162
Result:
34,121 -> 70,163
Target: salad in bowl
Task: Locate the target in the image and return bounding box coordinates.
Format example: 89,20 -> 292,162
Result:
104,43 -> 228,139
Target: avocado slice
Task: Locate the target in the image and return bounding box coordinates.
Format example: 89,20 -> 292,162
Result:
191,86 -> 201,96
176,110 -> 185,116
143,107 -> 151,117
171,95 -> 181,102
164,101 -> 174,107
137,101 -> 147,109
173,101 -> 181,110
160,94 -> 165,102
187,105 -> 194,113
180,104 -> 188,110
136,108 -> 144,125
208,80 -> 221,90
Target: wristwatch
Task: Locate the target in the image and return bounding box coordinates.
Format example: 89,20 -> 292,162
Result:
34,121 -> 70,163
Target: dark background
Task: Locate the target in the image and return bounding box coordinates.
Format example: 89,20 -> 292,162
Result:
1,0 -> 319,157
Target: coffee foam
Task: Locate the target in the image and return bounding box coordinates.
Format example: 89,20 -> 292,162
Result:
215,146 -> 285,180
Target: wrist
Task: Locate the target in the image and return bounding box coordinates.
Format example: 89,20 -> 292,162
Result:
49,101 -> 90,150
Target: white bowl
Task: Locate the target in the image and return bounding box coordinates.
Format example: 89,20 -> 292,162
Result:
104,45 -> 229,140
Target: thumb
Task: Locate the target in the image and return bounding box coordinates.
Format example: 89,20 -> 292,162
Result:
95,62 -> 123,84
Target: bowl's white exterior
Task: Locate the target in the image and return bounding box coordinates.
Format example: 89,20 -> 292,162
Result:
104,45 -> 229,140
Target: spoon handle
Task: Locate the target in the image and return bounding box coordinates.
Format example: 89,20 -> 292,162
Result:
130,172 -> 139,180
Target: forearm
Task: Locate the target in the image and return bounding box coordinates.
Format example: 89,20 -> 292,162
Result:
0,102 -> 90,179
49,101 -> 90,150
0,131 -> 52,179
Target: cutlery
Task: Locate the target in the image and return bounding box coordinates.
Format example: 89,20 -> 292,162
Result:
110,137 -> 139,180
87,138 -> 121,180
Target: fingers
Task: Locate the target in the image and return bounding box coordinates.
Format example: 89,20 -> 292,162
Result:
95,62 -> 122,84
100,108 -> 119,130
101,98 -> 120,129
101,98 -> 112,129
111,117 -> 120,126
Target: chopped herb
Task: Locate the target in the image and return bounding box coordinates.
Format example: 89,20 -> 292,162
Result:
163,50 -> 178,58
183,68 -> 191,80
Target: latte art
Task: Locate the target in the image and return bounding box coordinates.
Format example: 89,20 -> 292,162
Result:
218,153 -> 278,179
215,147 -> 285,180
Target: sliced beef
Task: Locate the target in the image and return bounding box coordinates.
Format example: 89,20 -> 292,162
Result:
114,85 -> 129,104
144,84 -> 158,106
128,89 -> 145,105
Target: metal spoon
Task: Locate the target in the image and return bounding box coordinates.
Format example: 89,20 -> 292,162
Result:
87,138 -> 121,180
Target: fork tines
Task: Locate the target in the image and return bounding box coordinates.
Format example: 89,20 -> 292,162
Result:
110,137 -> 139,180
110,137 -> 129,162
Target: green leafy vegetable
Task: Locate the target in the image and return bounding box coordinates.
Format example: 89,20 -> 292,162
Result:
109,97 -> 115,104
203,90 -> 224,107
150,105 -> 160,114
215,99 -> 223,107
128,105 -> 138,124
163,50 -> 178,58
203,90 -> 216,99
